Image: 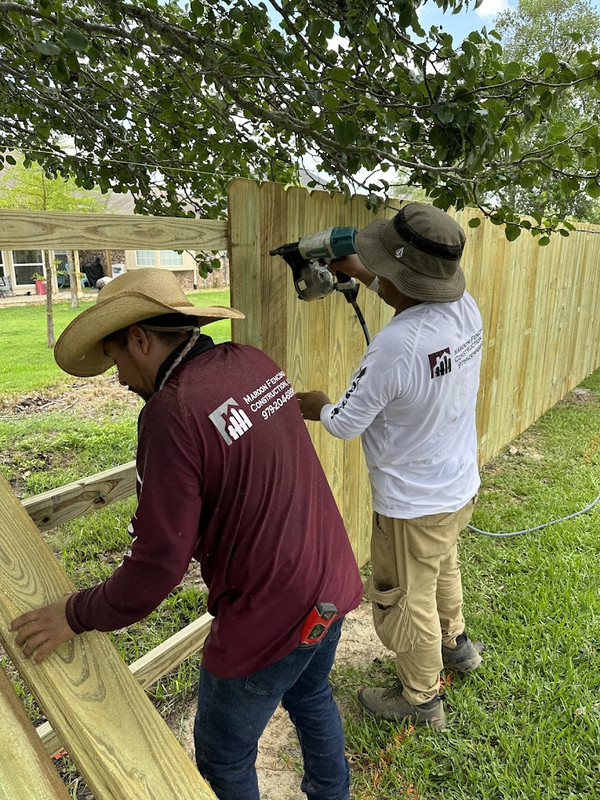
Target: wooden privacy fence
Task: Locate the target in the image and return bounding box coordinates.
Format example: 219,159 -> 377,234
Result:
228,179 -> 600,563
1,181 -> 600,795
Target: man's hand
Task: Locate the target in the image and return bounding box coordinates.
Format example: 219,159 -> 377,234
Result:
11,596 -> 76,663
297,391 -> 331,421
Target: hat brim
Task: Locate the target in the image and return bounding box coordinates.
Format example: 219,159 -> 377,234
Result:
355,218 -> 465,302
55,293 -> 245,377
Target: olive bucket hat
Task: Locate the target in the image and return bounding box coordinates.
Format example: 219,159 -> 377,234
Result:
54,267 -> 245,377
355,203 -> 466,302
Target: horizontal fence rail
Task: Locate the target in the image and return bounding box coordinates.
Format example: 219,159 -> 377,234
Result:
0,209 -> 228,251
23,462 -> 137,531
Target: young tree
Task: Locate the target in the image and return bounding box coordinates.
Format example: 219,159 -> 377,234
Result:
0,155 -> 106,345
0,0 -> 600,242
491,0 -> 600,222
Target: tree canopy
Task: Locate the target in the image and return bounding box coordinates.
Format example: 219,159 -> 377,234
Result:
492,0 -> 600,223
0,152 -> 106,212
1,0 -> 600,241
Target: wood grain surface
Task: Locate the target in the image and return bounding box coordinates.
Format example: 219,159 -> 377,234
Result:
228,179 -> 600,566
0,473 -> 217,800
0,664 -> 71,800
0,209 -> 227,251
37,613 -> 213,757
22,462 -> 136,532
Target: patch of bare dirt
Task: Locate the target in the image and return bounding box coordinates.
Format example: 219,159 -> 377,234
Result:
0,373 -> 141,419
563,386 -> 595,405
177,599 -> 387,799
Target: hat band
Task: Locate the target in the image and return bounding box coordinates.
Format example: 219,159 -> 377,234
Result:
393,209 -> 464,260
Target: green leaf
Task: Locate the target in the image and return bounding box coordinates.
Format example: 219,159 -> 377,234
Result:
539,236 -> 551,246
334,118 -> 360,146
560,177 -> 580,194
63,27 -> 88,52
34,40 -> 61,56
433,103 -> 454,124
329,67 -> 351,82
468,217 -> 481,228
585,181 -> 600,198
322,93 -> 340,111
538,52 -> 560,73
505,224 -> 521,241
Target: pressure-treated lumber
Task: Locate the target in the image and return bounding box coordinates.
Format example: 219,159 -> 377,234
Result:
228,180 -> 600,566
0,209 -> 228,251
228,179 -> 395,565
0,664 -> 70,800
37,612 -> 213,757
22,461 -> 136,532
0,473 -> 217,800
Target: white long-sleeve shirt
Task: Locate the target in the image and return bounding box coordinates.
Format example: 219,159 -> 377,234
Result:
320,292 -> 483,518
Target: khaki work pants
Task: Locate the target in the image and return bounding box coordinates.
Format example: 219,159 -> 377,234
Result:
365,498 -> 476,706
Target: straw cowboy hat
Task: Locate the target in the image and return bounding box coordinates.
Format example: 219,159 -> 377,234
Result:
355,203 -> 466,302
54,267 -> 245,377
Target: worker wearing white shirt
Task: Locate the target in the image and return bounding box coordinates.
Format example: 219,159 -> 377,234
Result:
298,203 -> 484,731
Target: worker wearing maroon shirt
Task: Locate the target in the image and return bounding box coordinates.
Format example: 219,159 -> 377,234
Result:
12,268 -> 363,800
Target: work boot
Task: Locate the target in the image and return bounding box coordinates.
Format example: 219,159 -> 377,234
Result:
442,632 -> 484,672
358,682 -> 446,730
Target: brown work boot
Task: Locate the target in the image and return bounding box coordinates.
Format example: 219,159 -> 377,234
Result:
358,682 -> 446,730
442,632 -> 484,672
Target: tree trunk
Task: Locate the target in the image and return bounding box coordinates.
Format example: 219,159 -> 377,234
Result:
44,250 -> 55,349
69,250 -> 80,309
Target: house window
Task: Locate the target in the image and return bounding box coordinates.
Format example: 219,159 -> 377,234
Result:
135,250 -> 184,268
159,250 -> 184,267
135,250 -> 156,266
12,250 -> 44,285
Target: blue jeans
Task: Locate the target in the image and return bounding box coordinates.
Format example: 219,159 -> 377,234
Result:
194,618 -> 349,800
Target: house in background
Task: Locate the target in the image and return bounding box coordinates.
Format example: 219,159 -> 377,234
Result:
0,248 -> 126,295
0,188 -> 230,296
0,240 -> 229,297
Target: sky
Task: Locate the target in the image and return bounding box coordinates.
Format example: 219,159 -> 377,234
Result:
418,0 -> 514,40
419,0 -> 600,42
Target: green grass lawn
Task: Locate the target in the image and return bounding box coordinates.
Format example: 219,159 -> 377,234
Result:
336,370 -> 600,800
1,297 -> 600,798
0,289 -> 231,394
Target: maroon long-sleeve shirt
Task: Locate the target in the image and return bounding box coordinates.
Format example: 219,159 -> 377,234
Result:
66,341 -> 363,677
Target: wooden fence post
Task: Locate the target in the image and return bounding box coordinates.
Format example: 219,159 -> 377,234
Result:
0,473 -> 217,800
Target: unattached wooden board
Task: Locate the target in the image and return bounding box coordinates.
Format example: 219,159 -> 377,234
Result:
37,612 -> 214,757
0,472 -> 217,800
0,664 -> 70,800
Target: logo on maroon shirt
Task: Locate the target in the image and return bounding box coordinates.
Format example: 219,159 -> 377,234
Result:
209,398 -> 253,445
429,348 -> 452,378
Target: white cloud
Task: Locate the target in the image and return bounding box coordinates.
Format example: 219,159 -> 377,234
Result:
475,0 -> 513,18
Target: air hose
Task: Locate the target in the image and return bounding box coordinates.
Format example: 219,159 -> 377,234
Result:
467,489 -> 600,538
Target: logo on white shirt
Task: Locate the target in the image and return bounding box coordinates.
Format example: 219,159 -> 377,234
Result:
209,398 -> 253,445
331,367 -> 367,416
428,348 -> 452,378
